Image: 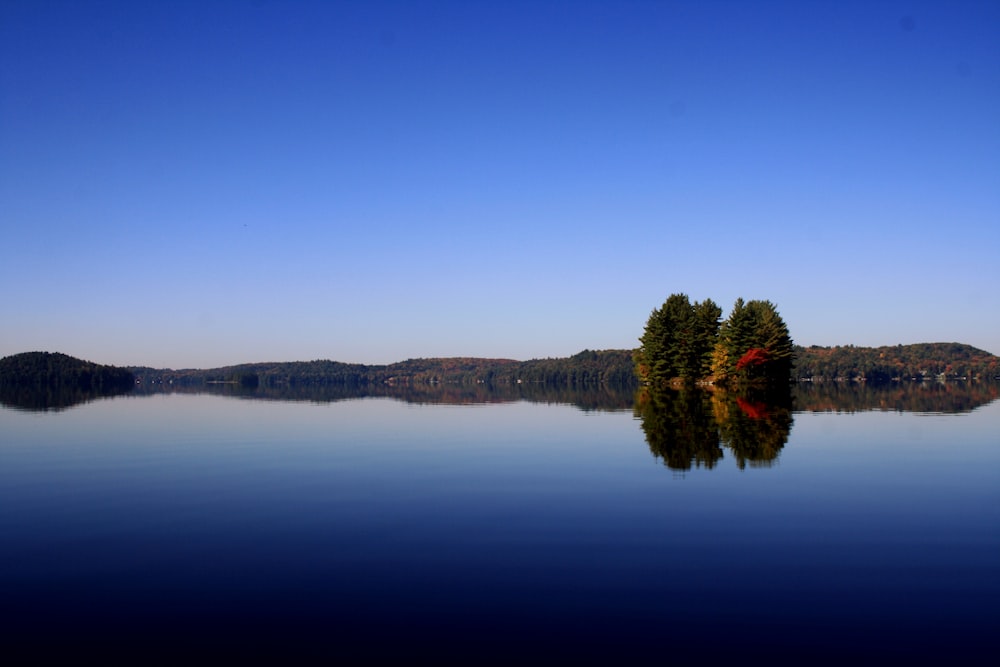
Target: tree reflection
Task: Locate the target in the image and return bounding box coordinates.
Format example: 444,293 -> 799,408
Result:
635,385 -> 794,471
794,380 -> 999,414
635,386 -> 723,470
714,387 -> 794,469
0,384 -> 134,412
130,381 -> 637,412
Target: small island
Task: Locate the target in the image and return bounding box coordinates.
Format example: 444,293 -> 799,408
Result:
634,294 -> 794,386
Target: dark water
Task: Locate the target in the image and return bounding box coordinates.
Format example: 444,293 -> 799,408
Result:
1,385 -> 997,664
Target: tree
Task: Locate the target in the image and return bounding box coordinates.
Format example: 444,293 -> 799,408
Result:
636,294 -> 721,385
690,298 -> 722,380
714,299 -> 794,385
635,293 -> 691,384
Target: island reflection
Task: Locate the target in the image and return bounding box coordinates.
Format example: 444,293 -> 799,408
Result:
635,386 -> 794,471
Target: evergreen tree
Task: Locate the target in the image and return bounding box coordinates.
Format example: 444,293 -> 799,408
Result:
691,298 -> 722,379
636,293 -> 692,384
714,299 -> 794,385
636,294 -> 721,384
747,299 -> 794,381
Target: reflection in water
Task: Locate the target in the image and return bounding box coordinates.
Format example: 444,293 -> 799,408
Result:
795,380 -> 999,414
5,376 -> 996,418
715,388 -> 794,469
634,386 -> 723,470
0,384 -> 134,412
635,386 -> 794,471
129,381 -> 638,412
2,376 -> 996,664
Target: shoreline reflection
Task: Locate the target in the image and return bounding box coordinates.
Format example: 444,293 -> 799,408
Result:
3,379 -> 996,417
794,380 -> 999,414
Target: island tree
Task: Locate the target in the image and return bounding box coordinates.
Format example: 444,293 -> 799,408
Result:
712,298 -> 794,385
634,294 -> 721,385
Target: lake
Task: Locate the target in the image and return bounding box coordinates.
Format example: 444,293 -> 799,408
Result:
1,383 -> 997,664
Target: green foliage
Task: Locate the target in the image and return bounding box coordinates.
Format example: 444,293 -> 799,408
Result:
635,293 -> 722,385
691,299 -> 724,379
714,299 -> 794,385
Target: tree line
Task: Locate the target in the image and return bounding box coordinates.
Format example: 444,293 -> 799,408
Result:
117,338 -> 1000,389
793,342 -> 999,381
130,349 -> 637,389
6,336 -> 996,399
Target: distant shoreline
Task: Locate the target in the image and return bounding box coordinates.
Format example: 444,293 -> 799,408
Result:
3,343 -> 999,389
125,342 -> 998,385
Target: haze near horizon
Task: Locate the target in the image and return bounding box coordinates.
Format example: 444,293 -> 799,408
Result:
2,0 -> 997,368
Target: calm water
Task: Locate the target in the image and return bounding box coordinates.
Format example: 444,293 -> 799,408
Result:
1,386 -> 997,664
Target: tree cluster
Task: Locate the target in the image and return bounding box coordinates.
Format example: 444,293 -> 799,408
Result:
635,294 -> 793,386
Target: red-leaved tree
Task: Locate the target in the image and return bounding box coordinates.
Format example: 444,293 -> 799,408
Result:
736,347 -> 770,371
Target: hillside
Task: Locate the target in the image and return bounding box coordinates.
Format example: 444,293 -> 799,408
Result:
793,343 -> 999,381
0,351 -> 135,390
0,352 -> 136,410
131,349 -> 637,388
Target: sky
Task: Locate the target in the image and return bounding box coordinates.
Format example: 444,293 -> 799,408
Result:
1,0 -> 998,368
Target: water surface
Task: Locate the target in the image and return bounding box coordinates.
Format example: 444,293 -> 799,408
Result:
1,386 -> 996,663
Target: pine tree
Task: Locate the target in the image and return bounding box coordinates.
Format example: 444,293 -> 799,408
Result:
714,299 -> 793,385
691,298 -> 722,379
636,293 -> 692,384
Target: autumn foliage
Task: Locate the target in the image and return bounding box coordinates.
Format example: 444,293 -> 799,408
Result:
736,348 -> 770,370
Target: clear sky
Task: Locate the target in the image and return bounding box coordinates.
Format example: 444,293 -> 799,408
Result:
2,0 -> 998,368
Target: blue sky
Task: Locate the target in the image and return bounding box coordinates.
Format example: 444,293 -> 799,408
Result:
2,0 -> 998,368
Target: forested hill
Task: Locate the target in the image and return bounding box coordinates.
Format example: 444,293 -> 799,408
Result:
793,343 -> 999,381
131,349 -> 637,388
0,351 -> 135,390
